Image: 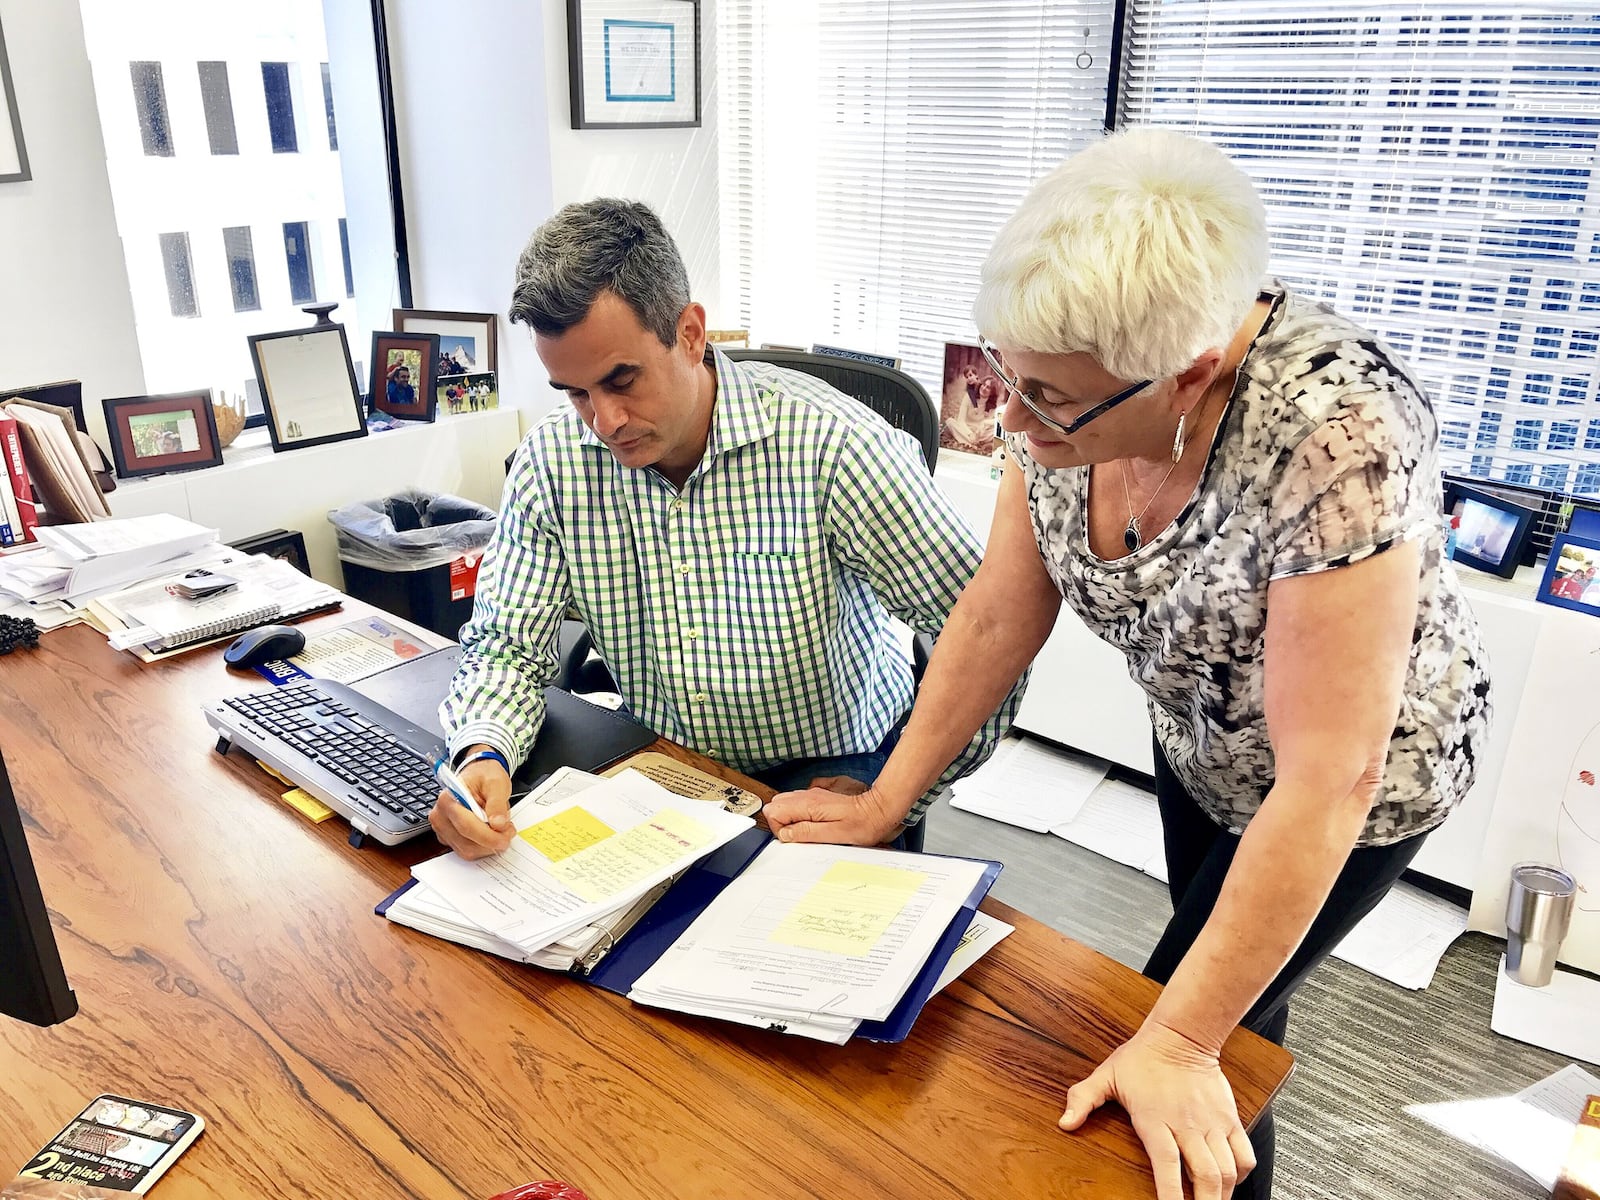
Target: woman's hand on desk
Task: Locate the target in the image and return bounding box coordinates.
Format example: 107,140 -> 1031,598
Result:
1059,1021 -> 1255,1200
763,781 -> 906,846
428,753 -> 514,859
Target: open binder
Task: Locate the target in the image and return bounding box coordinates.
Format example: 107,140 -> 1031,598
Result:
378,824 -> 1001,1044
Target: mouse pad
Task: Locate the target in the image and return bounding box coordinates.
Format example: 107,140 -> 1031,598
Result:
352,646 -> 658,781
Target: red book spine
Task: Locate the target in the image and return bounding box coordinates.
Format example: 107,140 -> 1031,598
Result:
0,412 -> 39,544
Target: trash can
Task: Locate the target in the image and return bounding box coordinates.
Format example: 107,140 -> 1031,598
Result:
329,489 -> 497,639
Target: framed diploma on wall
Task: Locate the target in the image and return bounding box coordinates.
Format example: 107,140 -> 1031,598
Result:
247,325 -> 368,453
567,0 -> 700,129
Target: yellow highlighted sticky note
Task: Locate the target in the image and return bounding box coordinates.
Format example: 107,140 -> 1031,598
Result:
520,806 -> 616,862
771,861 -> 927,957
280,788 -> 335,823
550,808 -> 715,903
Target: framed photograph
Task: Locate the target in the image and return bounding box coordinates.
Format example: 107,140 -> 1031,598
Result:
368,331 -> 440,422
567,0 -> 701,130
101,391 -> 224,480
229,528 -> 311,577
939,342 -> 1003,459
438,371 -> 498,416
1443,481 -> 1537,579
0,18 -> 30,184
392,309 -> 497,378
1539,532 -> 1600,616
247,325 -> 367,453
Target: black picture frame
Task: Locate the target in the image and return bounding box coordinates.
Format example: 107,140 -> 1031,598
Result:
567,0 -> 701,130
101,390 -> 224,480
247,324 -> 368,454
229,528 -> 311,577
1443,481 -> 1537,579
368,330 -> 440,422
0,17 -> 30,185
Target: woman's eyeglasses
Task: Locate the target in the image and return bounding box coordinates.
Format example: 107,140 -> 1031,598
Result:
978,339 -> 1152,436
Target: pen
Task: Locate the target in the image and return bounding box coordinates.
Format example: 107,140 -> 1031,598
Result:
434,758 -> 491,824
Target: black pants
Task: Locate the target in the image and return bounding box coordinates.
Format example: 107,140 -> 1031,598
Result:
1143,745 -> 1427,1199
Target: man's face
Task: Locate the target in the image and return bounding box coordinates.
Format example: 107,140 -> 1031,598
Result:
396,367 -> 410,385
538,290 -> 706,471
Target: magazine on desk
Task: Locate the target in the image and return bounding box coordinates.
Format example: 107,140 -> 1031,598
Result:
379,767 -> 1004,1043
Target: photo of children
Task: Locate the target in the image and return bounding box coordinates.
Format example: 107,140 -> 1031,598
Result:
1548,545 -> 1600,606
127,409 -> 202,459
437,371 -> 498,416
383,347 -> 423,412
940,342 -> 1002,457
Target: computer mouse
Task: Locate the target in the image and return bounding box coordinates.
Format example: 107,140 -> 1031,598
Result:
223,624 -> 307,670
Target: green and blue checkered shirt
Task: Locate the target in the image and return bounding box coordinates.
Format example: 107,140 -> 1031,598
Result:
442,349 -> 1024,820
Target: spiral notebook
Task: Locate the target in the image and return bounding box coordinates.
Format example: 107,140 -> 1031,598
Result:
92,552 -> 342,655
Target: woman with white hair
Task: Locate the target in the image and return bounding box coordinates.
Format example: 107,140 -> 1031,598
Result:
766,128 -> 1491,1200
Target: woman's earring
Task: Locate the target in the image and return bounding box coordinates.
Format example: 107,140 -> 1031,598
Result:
1171,412 -> 1186,464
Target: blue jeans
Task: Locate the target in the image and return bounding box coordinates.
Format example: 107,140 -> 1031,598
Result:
748,731 -> 921,851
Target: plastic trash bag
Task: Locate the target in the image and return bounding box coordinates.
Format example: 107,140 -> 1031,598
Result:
328,489 -> 496,572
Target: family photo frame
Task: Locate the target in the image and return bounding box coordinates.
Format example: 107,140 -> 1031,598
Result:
1538,531 -> 1600,617
247,324 -> 367,453
567,0 -> 701,129
101,391 -> 224,480
368,330 -> 441,422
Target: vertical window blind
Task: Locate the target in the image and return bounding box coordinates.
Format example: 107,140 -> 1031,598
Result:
1120,2 -> 1600,493
718,1 -> 1115,393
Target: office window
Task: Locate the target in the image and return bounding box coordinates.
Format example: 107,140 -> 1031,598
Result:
262,62 -> 298,153
158,232 -> 198,317
129,62 -> 173,156
223,226 -> 260,312
1120,4 -> 1600,493
718,3 -> 1116,390
283,221 -> 316,304
197,62 -> 239,155
321,63 -> 338,150
338,217 -> 354,297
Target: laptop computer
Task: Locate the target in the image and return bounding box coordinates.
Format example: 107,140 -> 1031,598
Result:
203,647 -> 658,847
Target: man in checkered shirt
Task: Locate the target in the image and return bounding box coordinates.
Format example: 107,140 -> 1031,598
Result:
432,199 -> 1024,859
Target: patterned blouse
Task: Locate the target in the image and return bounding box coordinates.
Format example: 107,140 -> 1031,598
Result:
1012,284 -> 1492,846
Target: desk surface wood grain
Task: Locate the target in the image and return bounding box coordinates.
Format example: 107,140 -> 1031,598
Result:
0,621 -> 1291,1199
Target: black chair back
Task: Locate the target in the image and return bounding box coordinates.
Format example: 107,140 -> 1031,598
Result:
724,348 -> 939,474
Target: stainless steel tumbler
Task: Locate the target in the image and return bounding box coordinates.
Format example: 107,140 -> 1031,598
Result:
1504,862 -> 1577,987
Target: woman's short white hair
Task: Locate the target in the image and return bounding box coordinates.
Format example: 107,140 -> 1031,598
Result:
973,127 -> 1269,383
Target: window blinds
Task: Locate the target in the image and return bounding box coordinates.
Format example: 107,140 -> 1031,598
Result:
718,1 -> 1115,393
1120,2 -> 1600,493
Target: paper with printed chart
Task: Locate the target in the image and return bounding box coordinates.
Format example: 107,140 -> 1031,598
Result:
410,769 -> 753,954
1467,609 -> 1600,973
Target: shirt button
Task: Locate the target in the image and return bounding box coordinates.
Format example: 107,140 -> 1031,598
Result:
671,499 -> 685,514
678,563 -> 691,577
693,692 -> 708,704
685,628 -> 700,640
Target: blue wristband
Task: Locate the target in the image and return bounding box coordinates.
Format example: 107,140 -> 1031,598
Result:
456,747 -> 510,775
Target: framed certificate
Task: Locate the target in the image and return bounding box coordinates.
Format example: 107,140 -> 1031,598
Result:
247,325 -> 368,453
567,0 -> 700,129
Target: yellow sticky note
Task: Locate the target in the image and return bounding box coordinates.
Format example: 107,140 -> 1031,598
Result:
549,807 -> 715,903
771,861 -> 926,957
520,806 -> 616,862
280,788 -> 335,823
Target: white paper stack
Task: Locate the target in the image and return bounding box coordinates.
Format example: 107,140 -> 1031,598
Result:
628,842 -> 987,1044
407,769 -> 755,961
949,735 -> 1109,832
1330,882 -> 1468,990
1051,777 -> 1168,880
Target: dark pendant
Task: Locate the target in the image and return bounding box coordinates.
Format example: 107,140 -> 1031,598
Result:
1123,517 -> 1141,553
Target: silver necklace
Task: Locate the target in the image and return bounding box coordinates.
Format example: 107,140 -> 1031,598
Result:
1119,455 -> 1184,553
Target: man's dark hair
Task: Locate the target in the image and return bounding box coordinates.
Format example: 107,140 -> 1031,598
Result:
509,198 -> 691,348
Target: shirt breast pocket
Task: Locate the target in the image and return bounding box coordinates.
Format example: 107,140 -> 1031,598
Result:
725,548 -> 803,660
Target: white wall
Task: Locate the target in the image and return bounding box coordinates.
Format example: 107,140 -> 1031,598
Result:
0,0 -> 146,445
386,0 -> 722,430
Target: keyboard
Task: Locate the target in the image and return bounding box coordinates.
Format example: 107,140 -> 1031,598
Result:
207,679 -> 448,846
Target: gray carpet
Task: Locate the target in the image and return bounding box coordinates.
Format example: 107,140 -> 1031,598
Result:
923,788 -> 1576,1200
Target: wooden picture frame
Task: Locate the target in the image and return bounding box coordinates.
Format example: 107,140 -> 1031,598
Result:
247,324 -> 368,453
566,0 -> 701,130
101,390 -> 224,480
368,331 -> 441,422
391,309 -> 497,378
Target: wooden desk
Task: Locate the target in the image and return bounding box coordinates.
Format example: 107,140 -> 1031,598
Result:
0,622 -> 1293,1198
